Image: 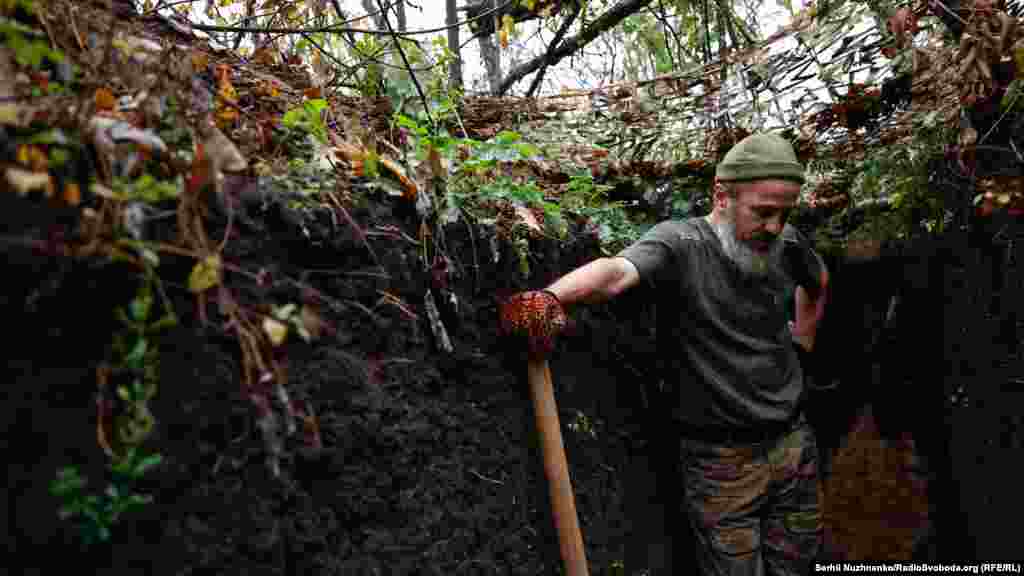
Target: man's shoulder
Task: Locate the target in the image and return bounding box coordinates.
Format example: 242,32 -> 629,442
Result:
781,222 -> 808,245
648,217 -> 710,244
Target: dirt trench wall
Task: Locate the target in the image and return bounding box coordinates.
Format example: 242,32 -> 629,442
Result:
4,191 -> 668,576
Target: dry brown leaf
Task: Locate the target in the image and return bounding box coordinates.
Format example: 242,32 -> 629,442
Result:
379,156 -> 418,200
428,145 -> 443,179
252,47 -> 276,66
95,87 -> 116,111
5,167 -> 51,196
191,51 -> 209,73
199,119 -> 248,173
17,144 -> 48,172
63,182 -> 82,206
513,204 -> 543,234
299,305 -> 323,341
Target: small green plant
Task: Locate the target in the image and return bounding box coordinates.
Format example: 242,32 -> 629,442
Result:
578,201 -> 643,254
349,36 -> 384,97
461,130 -> 540,172
561,171 -> 613,212
103,271 -> 176,459
112,173 -> 181,203
392,112 -> 467,162
567,410 -> 600,439
0,16 -> 66,70
281,98 -> 329,144
50,448 -> 162,547
52,270 -> 170,548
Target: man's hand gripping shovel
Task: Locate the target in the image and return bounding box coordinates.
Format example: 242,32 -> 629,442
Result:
500,290 -> 589,576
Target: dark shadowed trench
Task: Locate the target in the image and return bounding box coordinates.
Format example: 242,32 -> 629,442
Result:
2,185 -> 1022,575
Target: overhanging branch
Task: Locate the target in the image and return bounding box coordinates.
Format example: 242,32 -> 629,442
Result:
525,1 -> 582,98
497,0 -> 656,96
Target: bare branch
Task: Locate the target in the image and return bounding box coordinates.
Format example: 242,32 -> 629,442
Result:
447,0 -> 464,89
462,0 -> 564,36
526,1 -> 582,98
361,0 -> 388,30
375,0 -> 434,127
187,0 -> 516,37
497,0 -> 656,96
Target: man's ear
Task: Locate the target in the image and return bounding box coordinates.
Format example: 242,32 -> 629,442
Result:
711,179 -> 728,210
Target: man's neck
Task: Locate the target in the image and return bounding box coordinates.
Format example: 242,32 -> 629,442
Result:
704,212 -> 727,246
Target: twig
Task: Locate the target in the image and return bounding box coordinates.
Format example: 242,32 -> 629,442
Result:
187,0 -> 515,37
525,2 -> 581,98
216,192 -> 235,254
298,31 -> 350,73
979,88 -> 1021,145
931,0 -> 969,27
366,224 -> 421,246
324,188 -> 380,267
301,268 -> 391,278
142,0 -> 197,16
376,289 -> 420,321
375,0 -> 434,128
460,207 -> 480,296
470,469 -> 504,485
116,239 -> 264,282
67,3 -> 85,52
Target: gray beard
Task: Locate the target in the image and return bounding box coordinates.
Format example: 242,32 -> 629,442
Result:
708,212 -> 785,281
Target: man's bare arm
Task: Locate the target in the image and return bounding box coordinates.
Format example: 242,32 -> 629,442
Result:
544,257 -> 640,306
792,265 -> 829,351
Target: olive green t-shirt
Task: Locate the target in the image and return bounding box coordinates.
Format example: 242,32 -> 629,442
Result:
617,217 -> 825,430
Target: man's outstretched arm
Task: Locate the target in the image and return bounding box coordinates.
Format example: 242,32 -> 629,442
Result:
545,257 -> 641,306
500,257 -> 641,358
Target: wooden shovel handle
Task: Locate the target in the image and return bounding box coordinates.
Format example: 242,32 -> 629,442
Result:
526,359 -> 589,576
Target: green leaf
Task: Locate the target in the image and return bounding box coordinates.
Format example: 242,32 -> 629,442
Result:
1002,79 -> 1022,110
130,294 -> 152,322
513,142 -> 540,158
125,338 -> 148,367
273,303 -> 297,320
494,131 -> 521,145
393,114 -> 422,132
148,313 -> 178,332
364,150 -> 379,178
281,99 -> 328,143
135,453 -> 163,474
141,248 -> 160,267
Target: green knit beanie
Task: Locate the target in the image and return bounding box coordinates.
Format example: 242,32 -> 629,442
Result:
715,132 -> 805,184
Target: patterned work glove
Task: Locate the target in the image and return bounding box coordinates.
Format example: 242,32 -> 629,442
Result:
499,290 -> 568,360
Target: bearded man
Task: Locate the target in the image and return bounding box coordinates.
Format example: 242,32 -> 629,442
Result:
502,133 -> 829,575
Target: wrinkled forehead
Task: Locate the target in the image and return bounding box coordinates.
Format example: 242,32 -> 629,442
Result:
734,180 -> 802,207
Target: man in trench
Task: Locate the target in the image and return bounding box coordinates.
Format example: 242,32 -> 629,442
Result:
502,132 -> 829,575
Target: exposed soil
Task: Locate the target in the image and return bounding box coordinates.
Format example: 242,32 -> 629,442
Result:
3,182 -> 957,576
2,4 -> 1019,563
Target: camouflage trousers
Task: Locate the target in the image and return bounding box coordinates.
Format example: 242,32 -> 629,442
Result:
679,417 -> 823,576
